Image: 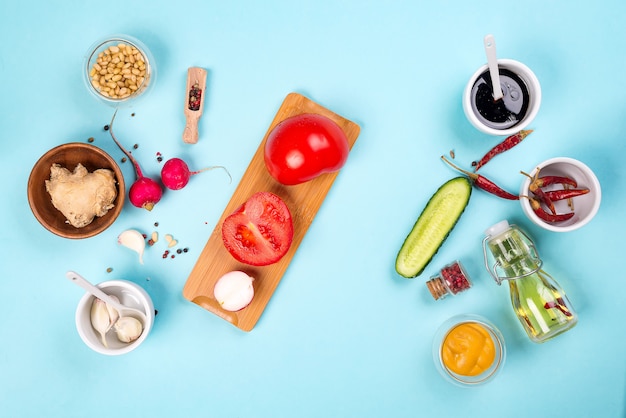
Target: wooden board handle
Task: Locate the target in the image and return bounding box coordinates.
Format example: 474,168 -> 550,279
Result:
183,67 -> 208,144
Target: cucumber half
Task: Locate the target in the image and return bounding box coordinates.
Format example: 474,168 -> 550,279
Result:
395,176 -> 472,278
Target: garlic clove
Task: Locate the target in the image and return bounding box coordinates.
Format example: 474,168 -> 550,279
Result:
90,295 -> 123,348
118,229 -> 146,264
104,295 -> 120,332
90,298 -> 112,348
114,316 -> 143,343
213,271 -> 255,312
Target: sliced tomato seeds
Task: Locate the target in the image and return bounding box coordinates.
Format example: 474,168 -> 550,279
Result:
222,191 -> 294,266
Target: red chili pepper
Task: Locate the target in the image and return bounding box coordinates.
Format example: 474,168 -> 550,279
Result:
441,156 -> 520,200
544,298 -> 573,317
526,196 -> 574,223
538,176 -> 577,188
472,130 -> 533,171
543,188 -> 589,201
530,185 -> 556,214
536,174 -> 578,189
521,168 -> 578,189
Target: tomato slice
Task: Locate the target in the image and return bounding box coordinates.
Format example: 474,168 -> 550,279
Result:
221,191 -> 294,266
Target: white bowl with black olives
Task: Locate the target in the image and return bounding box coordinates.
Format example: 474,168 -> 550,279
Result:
75,280 -> 155,355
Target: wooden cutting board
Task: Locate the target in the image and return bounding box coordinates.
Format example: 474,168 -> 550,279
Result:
182,93 -> 361,331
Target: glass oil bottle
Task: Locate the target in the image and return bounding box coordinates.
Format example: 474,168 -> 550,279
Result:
482,220 -> 578,343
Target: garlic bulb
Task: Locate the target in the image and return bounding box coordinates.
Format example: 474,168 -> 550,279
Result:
114,317 -> 143,343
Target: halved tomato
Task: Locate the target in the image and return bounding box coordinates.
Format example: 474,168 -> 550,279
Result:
221,191 -> 294,266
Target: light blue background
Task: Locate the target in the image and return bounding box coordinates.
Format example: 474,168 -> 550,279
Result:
2,1 -> 625,417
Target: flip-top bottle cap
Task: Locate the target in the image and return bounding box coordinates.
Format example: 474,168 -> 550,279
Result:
484,220 -> 510,238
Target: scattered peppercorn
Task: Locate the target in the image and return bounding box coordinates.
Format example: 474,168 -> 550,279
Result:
183,248 -> 189,253
106,267 -> 113,273
131,113 -> 136,117
88,137 -> 95,143
104,125 -> 109,131
177,249 -> 182,254
154,222 -> 159,227
121,157 -> 127,163
133,144 -> 139,149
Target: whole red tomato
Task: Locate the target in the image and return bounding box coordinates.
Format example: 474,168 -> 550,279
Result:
264,113 -> 349,185
221,191 -> 294,266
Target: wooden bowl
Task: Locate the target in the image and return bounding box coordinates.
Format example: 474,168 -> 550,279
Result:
27,142 -> 125,239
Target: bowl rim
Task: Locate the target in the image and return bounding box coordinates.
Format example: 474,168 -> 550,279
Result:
463,58 -> 542,136
75,279 -> 155,356
519,157 -> 601,232
83,33 -> 156,106
27,142 -> 125,239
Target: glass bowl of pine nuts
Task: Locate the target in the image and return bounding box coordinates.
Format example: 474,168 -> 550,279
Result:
84,34 -> 156,106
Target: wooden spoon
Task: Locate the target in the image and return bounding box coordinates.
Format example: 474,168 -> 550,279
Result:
183,67 -> 207,144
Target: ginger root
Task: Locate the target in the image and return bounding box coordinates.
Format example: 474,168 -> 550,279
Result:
45,163 -> 117,228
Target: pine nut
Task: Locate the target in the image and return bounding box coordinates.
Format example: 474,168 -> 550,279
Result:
88,40 -> 150,100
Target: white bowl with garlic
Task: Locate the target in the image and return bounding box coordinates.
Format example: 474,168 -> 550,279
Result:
75,280 -> 154,355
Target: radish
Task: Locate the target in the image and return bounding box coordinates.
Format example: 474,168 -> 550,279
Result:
160,157 -> 231,190
108,110 -> 163,210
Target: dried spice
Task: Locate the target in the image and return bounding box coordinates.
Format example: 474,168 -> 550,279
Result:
472,130 -> 533,171
426,261 -> 472,300
188,82 -> 202,111
441,155 -> 519,200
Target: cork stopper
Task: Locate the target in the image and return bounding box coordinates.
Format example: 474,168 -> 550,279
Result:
426,276 -> 449,300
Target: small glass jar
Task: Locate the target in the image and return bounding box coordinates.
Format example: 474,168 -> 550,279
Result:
83,34 -> 157,107
426,260 -> 472,300
432,314 -> 506,387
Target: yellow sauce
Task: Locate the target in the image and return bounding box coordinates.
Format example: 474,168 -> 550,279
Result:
441,322 -> 495,376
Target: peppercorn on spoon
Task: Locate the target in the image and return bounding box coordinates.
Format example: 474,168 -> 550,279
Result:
182,66 -> 207,144
484,34 -> 504,101
66,271 -> 148,325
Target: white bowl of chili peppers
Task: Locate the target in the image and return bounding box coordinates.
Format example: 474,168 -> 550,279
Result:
519,157 -> 601,232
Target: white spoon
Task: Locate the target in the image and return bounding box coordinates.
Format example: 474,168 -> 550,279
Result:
66,270 -> 147,325
484,34 -> 503,101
